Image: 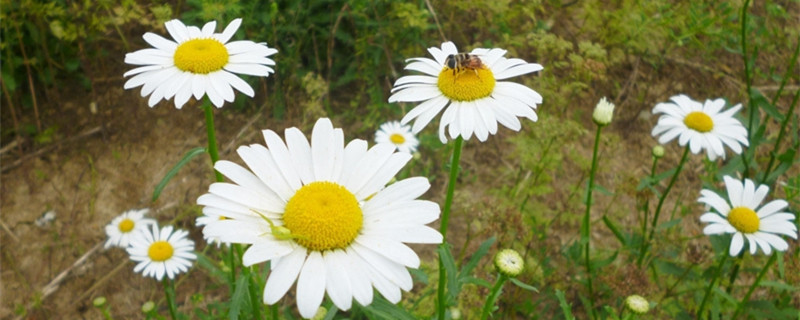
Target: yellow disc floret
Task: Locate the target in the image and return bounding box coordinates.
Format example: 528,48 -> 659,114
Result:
684,111 -> 714,133
437,67 -> 495,102
118,219 -> 135,232
390,133 -> 406,145
148,241 -> 174,262
283,181 -> 363,251
727,207 -> 760,234
173,39 -> 229,74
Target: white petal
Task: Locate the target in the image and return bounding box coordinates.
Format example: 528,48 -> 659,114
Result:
323,250 -> 353,311
355,235 -> 420,268
242,240 -> 295,266
264,248 -> 307,304
296,252 -> 326,319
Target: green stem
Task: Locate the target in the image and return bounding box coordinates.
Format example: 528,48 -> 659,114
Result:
638,147 -> 690,266
725,255 -> 743,294
480,274 -> 509,320
162,278 -> 178,320
227,245 -> 237,295
581,126 -> 603,319
697,244 -> 730,318
437,136 -> 464,320
203,99 -> 224,182
236,245 -> 262,320
741,0 -> 755,179
271,304 -> 279,320
100,307 -> 113,320
762,88 -> 800,183
731,254 -> 777,319
640,156 -> 660,250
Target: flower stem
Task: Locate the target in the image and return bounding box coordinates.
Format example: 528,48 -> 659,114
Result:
162,278 -> 178,320
236,245 -> 262,320
437,136 -> 464,320
697,244 -> 730,318
638,147 -> 690,266
202,99 -> 224,182
271,304 -> 279,320
480,274 -> 509,320
741,0 -> 755,180
731,253 -> 777,319
640,156 -> 660,250
581,126 -> 603,319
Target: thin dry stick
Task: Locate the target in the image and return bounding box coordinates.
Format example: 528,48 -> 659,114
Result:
425,0 -> 447,42
326,3 -> 349,86
12,243 -> 103,320
1,79 -> 23,155
0,218 -> 21,242
14,23 -> 42,132
1,126 -> 102,173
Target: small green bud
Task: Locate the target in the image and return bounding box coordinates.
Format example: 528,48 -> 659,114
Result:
141,301 -> 156,313
92,296 -> 107,308
652,145 -> 665,158
311,306 -> 327,320
494,249 -> 524,277
625,295 -> 650,314
450,307 -> 462,319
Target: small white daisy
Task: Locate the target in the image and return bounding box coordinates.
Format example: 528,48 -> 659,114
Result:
123,18 -> 277,109
699,176 -> 797,256
104,209 -> 156,249
195,209 -> 230,247
198,118 -> 442,318
127,225 -> 196,280
388,41 -> 543,143
374,121 -> 419,153
651,94 -> 748,160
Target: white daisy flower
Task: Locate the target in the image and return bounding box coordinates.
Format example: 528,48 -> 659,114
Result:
198,118 -> 442,318
104,209 -> 156,249
374,121 -> 419,153
195,209 -> 230,247
699,176 -> 797,256
123,18 -> 277,109
127,225 -> 196,280
651,94 -> 748,160
388,41 -> 543,143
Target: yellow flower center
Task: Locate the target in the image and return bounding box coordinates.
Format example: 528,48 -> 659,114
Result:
437,66 -> 496,101
683,111 -> 714,133
389,133 -> 406,145
118,219 -> 135,233
173,39 -> 229,74
148,241 -> 174,262
283,181 -> 363,251
727,207 -> 760,234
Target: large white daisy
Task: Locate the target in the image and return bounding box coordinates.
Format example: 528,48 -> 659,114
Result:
388,41 -> 543,143
123,18 -> 277,109
104,209 -> 156,249
698,176 -> 797,256
374,120 -> 419,153
127,225 -> 196,280
198,118 -> 442,318
651,95 -> 748,160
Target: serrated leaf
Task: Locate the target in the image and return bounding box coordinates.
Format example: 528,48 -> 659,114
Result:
437,244 -> 459,300
460,237 -> 495,277
229,275 -> 250,320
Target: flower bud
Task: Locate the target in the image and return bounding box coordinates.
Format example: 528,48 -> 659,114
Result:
652,145 -> 665,158
592,97 -> 615,126
141,301 -> 156,313
92,297 -> 107,308
625,295 -> 650,314
494,249 -> 524,277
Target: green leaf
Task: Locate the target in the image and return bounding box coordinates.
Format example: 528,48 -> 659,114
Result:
590,251 -> 618,270
229,275 -> 250,320
360,296 -> 417,320
437,244 -> 459,300
460,237 -> 495,278
322,304 -> 339,320
195,252 -> 228,284
460,276 -> 492,288
152,147 -> 207,202
602,215 -> 627,245
759,280 -> 797,292
509,278 -> 538,292
555,290 -> 575,320
656,218 -> 682,231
